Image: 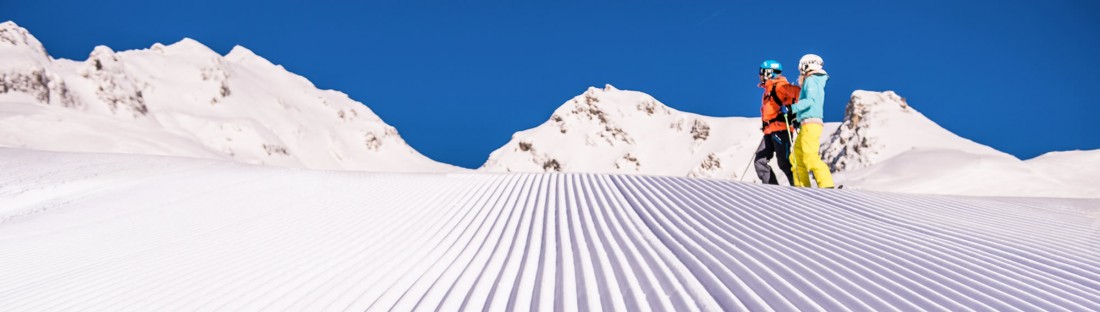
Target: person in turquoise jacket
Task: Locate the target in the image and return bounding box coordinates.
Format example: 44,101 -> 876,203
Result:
788,54 -> 835,188
791,71 -> 826,121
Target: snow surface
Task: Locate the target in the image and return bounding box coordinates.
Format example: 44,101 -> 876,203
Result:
832,148 -> 1095,198
0,21 -> 460,173
1026,150 -> 1100,191
1,148 -> 1097,311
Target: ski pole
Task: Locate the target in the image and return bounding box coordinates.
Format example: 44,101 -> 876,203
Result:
782,108 -> 801,187
738,149 -> 755,182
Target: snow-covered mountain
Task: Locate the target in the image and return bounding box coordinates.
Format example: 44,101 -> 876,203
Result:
480,84 -> 817,182
0,21 -> 460,173
3,20 -> 1094,196
482,85 -> 1097,198
821,90 -> 1009,171
823,90 -> 1100,197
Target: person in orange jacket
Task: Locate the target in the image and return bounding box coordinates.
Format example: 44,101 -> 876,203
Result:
754,60 -> 801,185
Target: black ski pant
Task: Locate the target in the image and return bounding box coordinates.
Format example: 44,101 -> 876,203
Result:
754,130 -> 794,185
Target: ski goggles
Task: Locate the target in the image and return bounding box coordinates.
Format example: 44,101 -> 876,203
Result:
759,68 -> 780,76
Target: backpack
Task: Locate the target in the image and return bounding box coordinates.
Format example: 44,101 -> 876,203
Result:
769,83 -> 799,129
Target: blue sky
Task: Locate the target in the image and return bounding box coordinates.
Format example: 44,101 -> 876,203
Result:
4,1 -> 1098,168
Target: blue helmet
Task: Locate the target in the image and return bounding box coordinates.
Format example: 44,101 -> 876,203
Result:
760,60 -> 783,72
759,60 -> 782,80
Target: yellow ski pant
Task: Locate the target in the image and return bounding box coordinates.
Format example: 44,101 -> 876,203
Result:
790,123 -> 835,188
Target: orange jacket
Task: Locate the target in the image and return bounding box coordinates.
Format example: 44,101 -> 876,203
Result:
759,76 -> 801,135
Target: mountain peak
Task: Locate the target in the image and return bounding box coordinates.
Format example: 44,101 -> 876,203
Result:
224,45 -> 277,69
822,90 -> 1006,172
225,45 -> 257,61
850,90 -> 910,115
164,37 -> 219,57
0,21 -> 49,60
90,45 -> 116,56
481,85 -> 760,177
0,26 -> 461,173
572,85 -> 671,113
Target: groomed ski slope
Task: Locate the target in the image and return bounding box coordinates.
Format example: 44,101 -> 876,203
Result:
0,148 -> 1097,311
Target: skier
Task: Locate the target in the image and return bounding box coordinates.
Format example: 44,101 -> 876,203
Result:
789,54 -> 835,188
753,60 -> 801,185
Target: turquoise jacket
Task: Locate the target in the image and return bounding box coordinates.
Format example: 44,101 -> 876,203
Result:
791,73 -> 828,121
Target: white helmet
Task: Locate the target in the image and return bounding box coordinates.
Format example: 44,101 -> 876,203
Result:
799,54 -> 824,73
